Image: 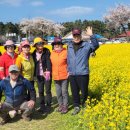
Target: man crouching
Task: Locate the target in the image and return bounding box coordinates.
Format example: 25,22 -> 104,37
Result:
0,65 -> 36,125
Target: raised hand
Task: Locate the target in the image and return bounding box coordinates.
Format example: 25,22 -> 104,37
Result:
86,26 -> 93,36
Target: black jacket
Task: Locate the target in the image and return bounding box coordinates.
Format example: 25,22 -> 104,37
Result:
32,48 -> 52,77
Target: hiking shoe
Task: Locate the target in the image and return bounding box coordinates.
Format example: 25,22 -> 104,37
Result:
37,107 -> 47,114
71,107 -> 80,115
22,115 -> 31,121
61,105 -> 68,114
46,106 -> 52,113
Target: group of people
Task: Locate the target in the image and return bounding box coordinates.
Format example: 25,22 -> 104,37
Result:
0,26 -> 99,125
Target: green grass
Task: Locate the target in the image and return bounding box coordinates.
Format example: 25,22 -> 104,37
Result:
0,81 -> 81,130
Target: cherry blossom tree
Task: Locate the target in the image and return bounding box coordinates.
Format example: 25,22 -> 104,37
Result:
104,4 -> 130,34
19,17 -> 65,37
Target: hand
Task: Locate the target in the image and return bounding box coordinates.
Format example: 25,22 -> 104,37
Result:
44,71 -> 50,81
86,26 -> 93,36
27,100 -> 35,108
67,72 -> 69,78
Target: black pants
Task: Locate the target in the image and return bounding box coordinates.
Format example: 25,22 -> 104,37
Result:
37,76 -> 52,108
69,75 -> 89,107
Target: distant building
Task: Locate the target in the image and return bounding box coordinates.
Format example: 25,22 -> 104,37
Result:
117,31 -> 130,37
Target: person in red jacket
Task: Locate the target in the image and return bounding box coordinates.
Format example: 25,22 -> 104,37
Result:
0,40 -> 18,80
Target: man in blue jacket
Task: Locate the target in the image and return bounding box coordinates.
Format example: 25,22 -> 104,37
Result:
0,65 -> 36,125
67,27 -> 99,115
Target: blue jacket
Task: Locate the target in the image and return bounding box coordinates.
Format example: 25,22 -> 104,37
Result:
67,35 -> 99,75
0,75 -> 36,107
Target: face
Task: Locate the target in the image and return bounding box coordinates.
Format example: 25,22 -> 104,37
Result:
6,45 -> 15,53
36,42 -> 44,53
9,71 -> 19,81
22,45 -> 30,54
54,44 -> 63,51
73,34 -> 81,43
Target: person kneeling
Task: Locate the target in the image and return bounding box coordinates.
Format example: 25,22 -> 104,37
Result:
0,65 -> 36,125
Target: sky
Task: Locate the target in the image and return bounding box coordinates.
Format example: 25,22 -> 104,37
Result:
0,0 -> 130,23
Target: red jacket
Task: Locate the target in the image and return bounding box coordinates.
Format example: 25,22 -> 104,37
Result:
0,52 -> 18,79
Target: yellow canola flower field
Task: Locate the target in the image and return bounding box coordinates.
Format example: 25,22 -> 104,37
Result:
78,44 -> 130,130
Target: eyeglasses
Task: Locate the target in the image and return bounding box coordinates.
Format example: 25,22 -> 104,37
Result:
6,45 -> 14,48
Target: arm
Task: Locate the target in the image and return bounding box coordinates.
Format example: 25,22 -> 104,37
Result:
24,79 -> 36,102
15,56 -> 22,71
86,26 -> 99,52
24,79 -> 36,108
90,35 -> 99,51
46,49 -> 52,72
0,80 -> 3,102
0,56 -> 5,79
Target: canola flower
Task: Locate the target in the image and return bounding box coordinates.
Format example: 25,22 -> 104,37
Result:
77,44 -> 130,130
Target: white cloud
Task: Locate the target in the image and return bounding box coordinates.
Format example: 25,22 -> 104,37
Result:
31,1 -> 44,6
0,0 -> 22,6
49,6 -> 94,16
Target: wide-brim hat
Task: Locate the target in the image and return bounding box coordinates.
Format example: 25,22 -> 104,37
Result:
4,40 -> 16,50
33,37 -> 45,47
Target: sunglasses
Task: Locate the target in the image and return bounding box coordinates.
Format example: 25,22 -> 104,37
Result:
22,45 -> 30,48
36,42 -> 44,45
10,71 -> 19,74
73,34 -> 81,37
6,45 -> 14,48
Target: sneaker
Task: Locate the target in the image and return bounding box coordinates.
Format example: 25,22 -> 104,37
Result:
61,106 -> 68,114
22,115 -> 31,121
71,107 -> 80,115
0,114 -> 10,125
56,105 -> 63,112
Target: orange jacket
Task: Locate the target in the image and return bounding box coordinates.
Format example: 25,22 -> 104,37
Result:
50,48 -> 68,80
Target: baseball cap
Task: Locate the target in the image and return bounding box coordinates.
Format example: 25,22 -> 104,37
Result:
21,40 -> 30,47
9,65 -> 20,73
72,29 -> 81,35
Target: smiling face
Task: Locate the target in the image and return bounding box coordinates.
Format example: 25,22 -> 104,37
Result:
35,42 -> 44,53
22,45 -> 30,54
6,45 -> 15,53
9,71 -> 19,81
73,34 -> 82,43
53,43 -> 63,51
